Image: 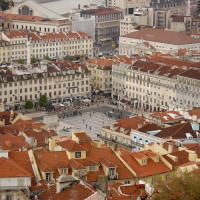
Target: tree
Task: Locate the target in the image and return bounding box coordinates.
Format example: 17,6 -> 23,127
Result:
68,56 -> 76,61
31,57 -> 38,64
24,100 -> 33,110
0,0 -> 13,11
17,59 -> 25,64
43,55 -> 51,61
153,170 -> 200,200
38,95 -> 48,107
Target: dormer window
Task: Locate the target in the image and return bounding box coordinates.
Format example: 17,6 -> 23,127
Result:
75,152 -> 81,158
46,173 -> 51,182
142,159 -> 146,164
109,168 -> 115,176
89,166 -> 95,171
155,157 -> 159,162
61,169 -> 66,174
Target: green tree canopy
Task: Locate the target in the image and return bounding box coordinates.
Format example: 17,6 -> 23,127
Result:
153,170 -> 200,200
17,59 -> 25,64
43,55 -> 51,61
31,57 -> 38,64
38,95 -> 48,107
24,100 -> 33,109
0,0 -> 13,11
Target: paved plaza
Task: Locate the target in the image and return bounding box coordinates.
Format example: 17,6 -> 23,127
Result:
58,112 -> 116,140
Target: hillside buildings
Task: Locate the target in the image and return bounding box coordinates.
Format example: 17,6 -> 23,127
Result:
81,7 -> 123,44
119,28 -> 200,55
0,60 -> 91,108
0,30 -> 93,63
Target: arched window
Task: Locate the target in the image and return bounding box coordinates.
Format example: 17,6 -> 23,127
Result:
18,6 -> 33,15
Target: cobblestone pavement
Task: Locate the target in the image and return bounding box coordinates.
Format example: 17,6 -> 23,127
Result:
58,112 -> 116,140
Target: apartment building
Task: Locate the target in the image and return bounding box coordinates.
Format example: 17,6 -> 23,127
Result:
81,7 -> 123,44
85,58 -> 117,94
176,68 -> 200,110
0,60 -> 91,107
0,13 -> 72,33
1,30 -> 93,63
0,40 -> 10,63
119,28 -> 200,55
113,60 -> 183,111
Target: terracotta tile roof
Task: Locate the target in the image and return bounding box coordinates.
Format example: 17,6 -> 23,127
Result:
9,151 -> 36,185
87,168 -> 104,182
179,68 -> 200,80
114,116 -> 148,131
150,110 -> 184,123
3,30 -> 27,39
0,157 -> 32,178
150,54 -> 193,68
187,108 -> 200,119
81,7 -> 122,16
137,123 -> 163,133
0,133 -> 31,151
37,180 -> 96,200
34,151 -> 69,179
74,132 -> 92,143
162,150 -> 190,168
58,140 -> 86,152
0,111 -> 18,125
85,58 -> 117,69
120,184 -> 147,200
122,28 -> 200,45
120,150 -> 171,178
80,142 -> 134,180
69,159 -> 85,170
100,157 -> 117,167
155,122 -> 197,139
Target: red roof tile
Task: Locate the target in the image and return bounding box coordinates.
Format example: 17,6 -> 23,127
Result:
58,140 -> 86,152
122,28 -> 200,45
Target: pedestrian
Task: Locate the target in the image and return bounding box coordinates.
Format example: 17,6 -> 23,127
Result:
83,119 -> 84,123
90,113 -> 91,117
86,124 -> 87,129
90,126 -> 91,130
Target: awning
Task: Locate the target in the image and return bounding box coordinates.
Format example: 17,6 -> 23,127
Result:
60,103 -> 65,107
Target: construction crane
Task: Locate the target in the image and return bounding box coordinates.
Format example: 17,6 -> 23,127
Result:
9,0 -> 12,30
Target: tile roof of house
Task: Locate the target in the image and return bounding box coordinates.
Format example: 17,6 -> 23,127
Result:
0,156 -> 32,178
114,116 -> 148,131
150,55 -> 193,68
179,68 -> 200,80
155,122 -> 197,139
34,151 -> 69,179
150,110 -> 184,123
0,133 -> 31,151
3,30 -> 92,40
137,123 -> 163,133
85,58 -> 118,70
58,140 -> 86,152
0,13 -> 69,23
122,28 -> 200,45
36,180 -> 96,200
162,150 -> 190,168
81,7 -> 122,15
0,111 -> 18,125
120,150 -> 171,177
108,182 -> 146,200
9,151 -> 36,185
187,108 -> 200,119
73,132 -> 92,143
80,142 -> 134,180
